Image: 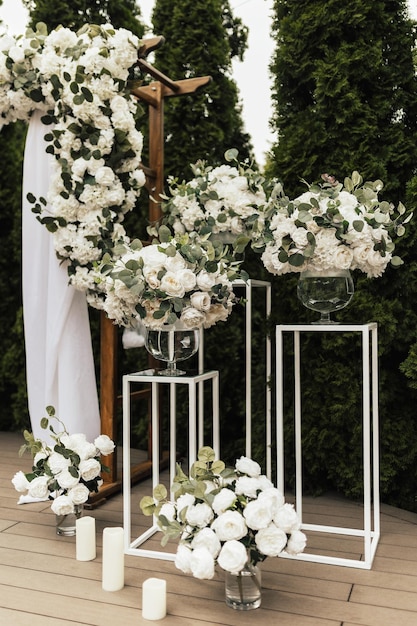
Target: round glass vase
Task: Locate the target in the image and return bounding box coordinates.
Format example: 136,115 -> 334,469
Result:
297,268 -> 354,324
55,503 -> 83,536
225,563 -> 262,611
144,323 -> 200,376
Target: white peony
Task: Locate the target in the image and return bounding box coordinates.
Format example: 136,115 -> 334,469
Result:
255,523 -> 288,557
190,547 -> 215,580
68,483 -> 90,505
211,510 -> 247,542
56,469 -> 80,490
217,539 -> 248,574
285,530 -> 307,555
51,494 -> 74,516
191,527 -> 221,558
243,498 -> 274,530
11,471 -> 30,492
273,503 -> 301,533
79,458 -> 101,482
211,488 -> 237,515
94,434 -> 116,456
185,502 -> 214,528
27,475 -> 50,499
175,544 -> 193,574
235,455 -> 261,477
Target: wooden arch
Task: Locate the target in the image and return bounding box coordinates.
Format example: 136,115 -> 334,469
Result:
91,37 -> 211,503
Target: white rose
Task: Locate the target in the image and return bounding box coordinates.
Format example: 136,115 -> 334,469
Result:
160,271 -> 186,298
211,510 -> 247,541
196,270 -> 217,291
190,291 -> 211,311
68,483 -> 90,505
212,488 -> 237,515
243,498 -> 274,530
273,503 -> 301,533
285,530 -> 307,555
47,452 -> 71,475
175,544 -> 192,574
191,527 -> 221,558
255,523 -> 288,556
11,471 -> 30,492
28,476 -> 50,499
217,539 -> 248,574
56,469 -> 80,490
190,547 -> 215,579
79,458 -> 101,481
257,487 -> 285,514
235,455 -> 261,477
51,494 -> 74,516
159,502 -> 177,523
185,502 -> 214,528
234,476 -> 262,498
94,434 -> 115,456
180,307 -> 205,329
176,493 -> 195,518
95,166 -> 115,186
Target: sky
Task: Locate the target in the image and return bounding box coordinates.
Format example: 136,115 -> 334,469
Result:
0,0 -> 417,166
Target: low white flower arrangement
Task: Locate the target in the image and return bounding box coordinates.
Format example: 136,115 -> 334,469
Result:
159,149 -> 284,256
97,227 -> 241,329
261,172 -> 411,278
140,447 -> 306,580
11,406 -> 115,516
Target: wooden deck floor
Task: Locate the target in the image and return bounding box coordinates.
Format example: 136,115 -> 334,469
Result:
1,430 -> 417,626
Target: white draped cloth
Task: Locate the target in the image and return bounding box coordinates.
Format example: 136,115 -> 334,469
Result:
22,111 -> 100,442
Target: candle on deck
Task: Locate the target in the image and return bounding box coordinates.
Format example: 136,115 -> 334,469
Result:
142,577 -> 167,621
102,527 -> 124,591
75,516 -> 96,561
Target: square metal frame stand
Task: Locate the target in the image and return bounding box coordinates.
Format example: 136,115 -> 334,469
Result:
122,369 -> 219,560
276,323 -> 380,569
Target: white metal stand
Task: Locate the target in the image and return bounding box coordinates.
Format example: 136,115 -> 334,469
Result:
198,279 -> 272,476
122,369 -> 219,559
276,323 -> 380,569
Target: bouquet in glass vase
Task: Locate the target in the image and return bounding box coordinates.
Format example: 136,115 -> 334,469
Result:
140,447 -> 306,609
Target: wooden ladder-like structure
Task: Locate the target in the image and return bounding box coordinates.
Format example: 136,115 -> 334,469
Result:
89,37 -> 211,505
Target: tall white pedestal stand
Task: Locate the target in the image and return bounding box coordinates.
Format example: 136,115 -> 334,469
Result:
276,323 -> 380,569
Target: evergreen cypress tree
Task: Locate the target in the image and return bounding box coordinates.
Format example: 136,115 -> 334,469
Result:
151,0 -> 253,180
22,0 -> 144,35
268,0 -> 417,199
265,0 -> 417,511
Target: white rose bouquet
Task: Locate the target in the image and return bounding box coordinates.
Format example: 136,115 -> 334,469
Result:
140,447 -> 306,580
97,227 -> 242,329
11,406 -> 115,516
159,149 -> 284,257
261,172 -> 411,278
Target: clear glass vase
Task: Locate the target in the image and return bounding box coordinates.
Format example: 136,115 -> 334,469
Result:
144,324 -> 200,376
55,503 -> 83,536
297,268 -> 354,324
225,563 -> 262,610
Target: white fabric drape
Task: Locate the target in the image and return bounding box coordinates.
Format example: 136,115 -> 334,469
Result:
22,111 -> 100,442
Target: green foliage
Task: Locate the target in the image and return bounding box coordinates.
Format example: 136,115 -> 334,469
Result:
22,0 -> 145,36
151,0 -> 253,179
268,0 -> 417,199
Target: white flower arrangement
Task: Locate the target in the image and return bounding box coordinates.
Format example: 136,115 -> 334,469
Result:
0,22 -> 146,302
159,149 -> 284,256
11,406 -> 115,516
261,172 -> 411,278
140,447 -> 306,580
97,227 -> 240,329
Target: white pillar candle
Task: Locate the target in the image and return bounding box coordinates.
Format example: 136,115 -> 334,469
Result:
75,516 -> 96,561
102,527 -> 124,591
142,577 -> 167,621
